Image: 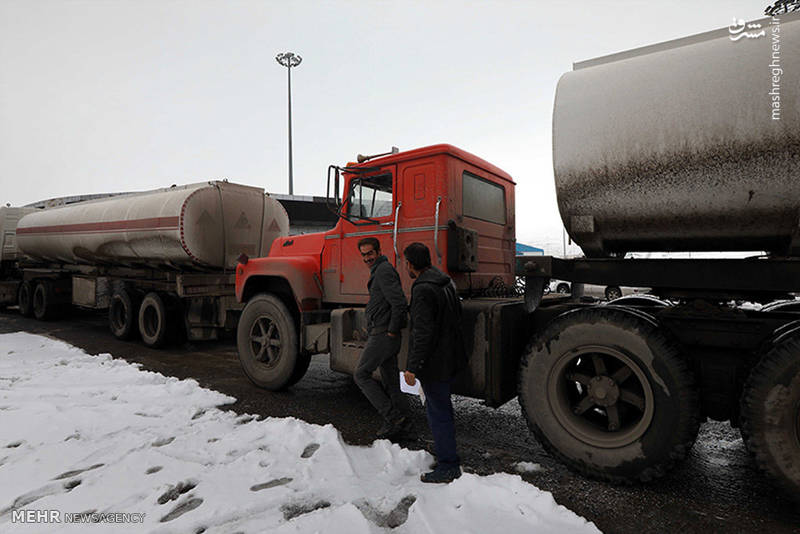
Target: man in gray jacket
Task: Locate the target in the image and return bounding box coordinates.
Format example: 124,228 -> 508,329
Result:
355,237 -> 412,439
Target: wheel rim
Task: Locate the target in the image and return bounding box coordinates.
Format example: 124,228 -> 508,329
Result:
20,284 -> 31,308
249,316 -> 282,368
33,286 -> 44,313
547,344 -> 655,448
110,298 -> 126,331
795,401 -> 800,448
142,304 -> 159,338
607,288 -> 622,300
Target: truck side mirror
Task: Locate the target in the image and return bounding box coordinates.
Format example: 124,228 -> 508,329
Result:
326,165 -> 342,215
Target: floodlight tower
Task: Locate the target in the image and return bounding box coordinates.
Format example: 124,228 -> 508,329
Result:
275,52 -> 302,195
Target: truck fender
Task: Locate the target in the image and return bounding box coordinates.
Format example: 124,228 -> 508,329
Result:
236,256 -> 323,313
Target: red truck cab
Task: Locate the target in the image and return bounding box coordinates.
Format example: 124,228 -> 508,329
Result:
234,144 -> 517,391
236,144 -> 515,309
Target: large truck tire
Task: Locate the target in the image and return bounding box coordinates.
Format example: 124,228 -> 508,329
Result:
18,280 -> 34,317
761,300 -> 800,313
518,307 -> 700,483
139,292 -> 168,347
237,293 -> 299,391
109,288 -> 140,340
32,279 -> 58,321
740,336 -> 800,499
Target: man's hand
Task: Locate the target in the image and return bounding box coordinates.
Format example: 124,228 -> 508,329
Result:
403,371 -> 416,386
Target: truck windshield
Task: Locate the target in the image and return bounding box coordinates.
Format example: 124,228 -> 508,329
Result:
347,173 -> 393,219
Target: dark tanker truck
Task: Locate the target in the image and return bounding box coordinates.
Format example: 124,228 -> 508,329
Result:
234,14 -> 800,498
516,13 -> 800,494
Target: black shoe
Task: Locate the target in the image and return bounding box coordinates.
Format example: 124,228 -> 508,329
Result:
376,416 -> 413,439
420,466 -> 461,484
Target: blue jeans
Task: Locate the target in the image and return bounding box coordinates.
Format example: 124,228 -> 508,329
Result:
423,380 -> 459,469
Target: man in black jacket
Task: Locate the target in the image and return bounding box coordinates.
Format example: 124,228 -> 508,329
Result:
355,237 -> 411,439
402,242 -> 467,483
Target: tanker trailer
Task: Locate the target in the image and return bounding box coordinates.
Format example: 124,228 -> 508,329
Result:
516,13 -> 800,498
15,180 -> 289,346
553,14 -> 800,258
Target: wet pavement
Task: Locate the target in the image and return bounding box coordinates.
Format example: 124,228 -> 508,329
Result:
1,308 -> 799,533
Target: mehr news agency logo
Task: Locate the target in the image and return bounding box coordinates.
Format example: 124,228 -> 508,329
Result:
12,509 -> 146,524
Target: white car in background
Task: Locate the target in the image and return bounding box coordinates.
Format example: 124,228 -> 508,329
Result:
545,279 -> 648,301
546,279 -> 572,295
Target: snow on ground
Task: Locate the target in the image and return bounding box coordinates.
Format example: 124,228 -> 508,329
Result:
514,462 -> 544,474
0,332 -> 600,533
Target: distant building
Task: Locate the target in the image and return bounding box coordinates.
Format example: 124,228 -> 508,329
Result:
516,242 -> 544,256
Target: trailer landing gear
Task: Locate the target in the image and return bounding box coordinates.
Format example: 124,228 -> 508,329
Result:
518,307 -> 700,483
237,293 -> 300,390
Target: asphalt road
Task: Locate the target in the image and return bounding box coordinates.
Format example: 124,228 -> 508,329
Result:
1,308 -> 799,534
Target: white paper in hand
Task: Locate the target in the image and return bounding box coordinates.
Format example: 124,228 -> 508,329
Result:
399,372 -> 425,405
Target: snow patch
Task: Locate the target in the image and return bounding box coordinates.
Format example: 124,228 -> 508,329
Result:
0,332 -> 600,533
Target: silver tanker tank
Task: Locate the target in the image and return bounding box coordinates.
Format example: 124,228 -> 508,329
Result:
553,14 -> 800,257
16,181 -> 289,270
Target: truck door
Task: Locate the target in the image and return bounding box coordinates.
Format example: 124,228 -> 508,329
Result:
394,161 -> 440,292
339,165 -> 397,296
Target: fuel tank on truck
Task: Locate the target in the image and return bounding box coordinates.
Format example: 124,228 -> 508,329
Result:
553,13 -> 800,257
16,181 -> 289,270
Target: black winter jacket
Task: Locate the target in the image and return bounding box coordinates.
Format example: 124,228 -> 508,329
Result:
365,255 -> 407,335
406,267 -> 467,382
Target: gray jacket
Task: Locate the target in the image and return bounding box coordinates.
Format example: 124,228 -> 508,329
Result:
365,255 -> 407,335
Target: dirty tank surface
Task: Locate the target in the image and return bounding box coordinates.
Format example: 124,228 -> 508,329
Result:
554,14 -> 800,257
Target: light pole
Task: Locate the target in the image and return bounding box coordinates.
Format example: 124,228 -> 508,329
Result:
275,52 -> 302,195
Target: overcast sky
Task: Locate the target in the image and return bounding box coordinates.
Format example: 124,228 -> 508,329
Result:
0,0 -> 767,251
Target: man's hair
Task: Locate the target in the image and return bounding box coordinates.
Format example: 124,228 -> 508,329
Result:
403,242 -> 432,270
357,237 -> 380,252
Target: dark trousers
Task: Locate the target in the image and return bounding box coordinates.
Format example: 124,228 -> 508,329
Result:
355,333 -> 408,421
423,379 -> 459,469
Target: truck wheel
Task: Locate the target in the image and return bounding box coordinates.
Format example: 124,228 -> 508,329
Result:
237,294 -> 298,390
605,286 -> 622,300
18,280 -> 34,317
33,279 -> 58,321
109,288 -> 140,340
518,307 -> 700,483
139,292 -> 168,347
557,283 -> 570,294
740,336 -> 800,498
